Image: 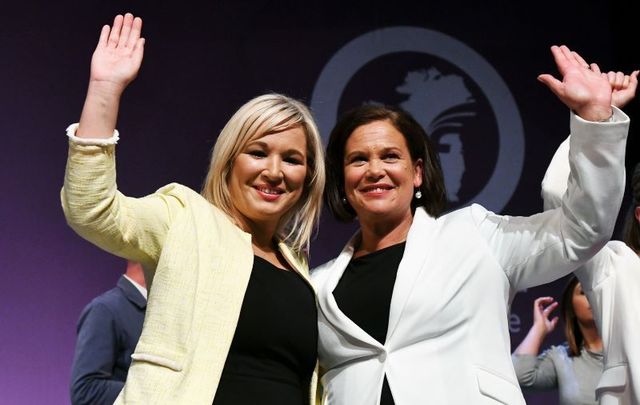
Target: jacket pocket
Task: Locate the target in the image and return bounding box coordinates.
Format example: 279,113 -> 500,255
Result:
475,367 -> 524,404
596,364 -> 628,397
131,352 -> 183,371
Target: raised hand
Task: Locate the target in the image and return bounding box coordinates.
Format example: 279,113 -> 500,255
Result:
90,13 -> 145,92
538,45 -> 613,121
531,296 -> 559,336
603,69 -> 638,109
76,13 -> 145,139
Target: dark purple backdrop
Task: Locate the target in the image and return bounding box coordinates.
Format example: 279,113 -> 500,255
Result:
1,1 -> 638,403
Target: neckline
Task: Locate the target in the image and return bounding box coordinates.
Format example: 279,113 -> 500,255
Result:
253,255 -> 293,273
352,241 -> 406,262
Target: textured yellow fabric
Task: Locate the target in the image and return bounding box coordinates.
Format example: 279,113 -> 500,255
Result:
62,140 -> 318,404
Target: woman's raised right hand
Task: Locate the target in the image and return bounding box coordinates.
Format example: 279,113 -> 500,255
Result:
90,13 -> 145,93
531,296 -> 559,336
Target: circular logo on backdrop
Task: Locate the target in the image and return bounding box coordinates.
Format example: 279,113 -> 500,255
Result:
310,27 -> 524,212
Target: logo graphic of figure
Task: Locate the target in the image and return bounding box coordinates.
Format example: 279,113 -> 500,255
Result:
396,67 -> 474,202
311,27 -> 524,212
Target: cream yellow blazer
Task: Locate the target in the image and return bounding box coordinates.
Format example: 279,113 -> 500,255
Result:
62,140 -> 318,404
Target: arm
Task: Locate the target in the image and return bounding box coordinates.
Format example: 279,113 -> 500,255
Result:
61,14 -> 183,267
474,47 -> 629,290
76,13 -> 144,139
70,303 -> 124,405
540,68 -> 638,288
512,347 -> 560,390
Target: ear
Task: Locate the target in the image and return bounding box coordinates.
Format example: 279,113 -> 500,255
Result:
413,159 -> 424,188
635,206 -> 640,225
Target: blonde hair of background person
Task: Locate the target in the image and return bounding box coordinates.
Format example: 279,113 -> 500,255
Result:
62,13 -> 325,405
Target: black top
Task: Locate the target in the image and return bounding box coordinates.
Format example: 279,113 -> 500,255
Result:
213,256 -> 317,405
333,242 -> 406,405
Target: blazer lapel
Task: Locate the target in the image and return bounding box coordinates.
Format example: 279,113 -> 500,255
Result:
385,208 -> 438,343
317,232 -> 383,349
118,275 -> 147,309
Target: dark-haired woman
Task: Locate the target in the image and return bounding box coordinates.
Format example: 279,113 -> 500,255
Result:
512,278 -> 603,405
312,46 -> 631,404
540,70 -> 639,405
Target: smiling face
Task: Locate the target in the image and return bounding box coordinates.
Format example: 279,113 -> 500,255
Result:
228,126 -> 308,234
343,120 -> 423,227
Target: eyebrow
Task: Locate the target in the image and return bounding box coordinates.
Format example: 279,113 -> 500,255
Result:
248,140 -> 306,156
344,146 -> 403,160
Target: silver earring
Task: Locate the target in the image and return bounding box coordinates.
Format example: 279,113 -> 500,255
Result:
342,197 -> 348,204
415,190 -> 422,199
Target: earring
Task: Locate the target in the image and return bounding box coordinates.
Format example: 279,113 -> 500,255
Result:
342,197 -> 348,204
415,190 -> 422,199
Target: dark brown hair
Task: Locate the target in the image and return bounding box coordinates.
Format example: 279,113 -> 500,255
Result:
622,163 -> 640,254
560,276 -> 583,357
324,104 -> 447,222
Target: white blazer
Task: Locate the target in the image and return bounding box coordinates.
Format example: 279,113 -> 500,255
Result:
542,134 -> 640,405
312,108 -> 629,405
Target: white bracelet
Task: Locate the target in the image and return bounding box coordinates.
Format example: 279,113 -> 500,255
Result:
66,123 -> 120,146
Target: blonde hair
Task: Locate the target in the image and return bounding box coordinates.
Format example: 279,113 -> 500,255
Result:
201,94 -> 325,256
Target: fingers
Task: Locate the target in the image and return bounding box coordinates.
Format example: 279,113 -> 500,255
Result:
550,45 -> 585,75
572,51 -> 590,69
118,13 -> 134,48
108,14 -> 124,48
126,16 -> 143,49
106,13 -> 142,49
606,70 -> 637,89
590,63 -> 601,74
97,25 -> 110,48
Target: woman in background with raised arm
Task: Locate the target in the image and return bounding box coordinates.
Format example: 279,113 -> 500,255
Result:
62,14 -> 325,405
541,67 -> 639,405
512,278 -> 604,405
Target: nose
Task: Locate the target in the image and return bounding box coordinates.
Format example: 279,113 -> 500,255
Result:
365,158 -> 384,179
262,156 -> 284,182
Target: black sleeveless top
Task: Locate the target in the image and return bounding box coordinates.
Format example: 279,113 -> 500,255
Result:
213,256 -> 317,405
333,242 -> 406,405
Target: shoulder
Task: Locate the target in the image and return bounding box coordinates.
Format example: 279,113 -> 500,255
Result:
543,344 -> 571,360
77,289 -> 122,326
155,183 -> 235,225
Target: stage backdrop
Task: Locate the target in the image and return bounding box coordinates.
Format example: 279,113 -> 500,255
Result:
1,1 -> 637,403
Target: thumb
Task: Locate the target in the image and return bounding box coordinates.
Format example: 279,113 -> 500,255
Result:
538,74 -> 564,98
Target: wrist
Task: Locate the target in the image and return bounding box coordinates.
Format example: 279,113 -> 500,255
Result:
575,103 -> 613,122
87,79 -> 127,100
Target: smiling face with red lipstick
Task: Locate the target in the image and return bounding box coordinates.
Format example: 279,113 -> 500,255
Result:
228,126 -> 308,235
343,120 -> 423,228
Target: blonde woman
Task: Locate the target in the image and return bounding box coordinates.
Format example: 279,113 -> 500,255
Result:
62,14 -> 324,405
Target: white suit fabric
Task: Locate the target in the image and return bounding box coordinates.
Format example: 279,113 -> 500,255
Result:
312,108 -> 629,405
542,135 -> 640,405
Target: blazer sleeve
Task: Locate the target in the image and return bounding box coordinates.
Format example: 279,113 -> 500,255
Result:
61,139 -> 186,269
70,302 -> 124,405
472,107 -> 629,290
